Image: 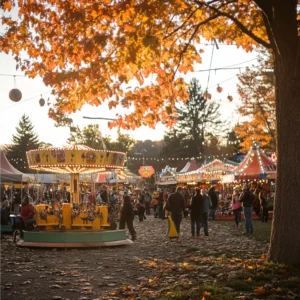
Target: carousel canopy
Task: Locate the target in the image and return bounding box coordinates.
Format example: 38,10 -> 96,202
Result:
0,152 -> 33,182
26,144 -> 126,174
233,141 -> 277,179
179,159 -> 199,173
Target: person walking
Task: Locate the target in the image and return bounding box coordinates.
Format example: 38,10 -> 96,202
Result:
208,186 -> 218,220
200,189 -> 212,236
166,186 -> 185,235
183,187 -> 191,218
119,190 -> 136,241
190,188 -> 204,237
137,191 -> 146,221
239,184 -> 254,234
231,189 -> 242,230
259,190 -> 269,223
144,188 -> 152,215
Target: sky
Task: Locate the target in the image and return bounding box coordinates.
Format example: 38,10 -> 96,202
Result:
0,41 -> 258,148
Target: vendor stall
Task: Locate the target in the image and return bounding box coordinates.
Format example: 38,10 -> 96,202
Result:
156,166 -> 177,186
198,159 -> 237,189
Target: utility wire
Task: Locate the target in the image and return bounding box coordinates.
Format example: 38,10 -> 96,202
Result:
0,73 -> 26,77
205,43 -> 215,94
208,75 -> 238,89
83,116 -> 116,121
2,91 -> 51,111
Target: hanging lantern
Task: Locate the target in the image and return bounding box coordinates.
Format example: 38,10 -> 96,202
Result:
39,95 -> 45,107
227,95 -> 233,101
9,88 -> 22,102
216,85 -> 223,93
204,92 -> 212,100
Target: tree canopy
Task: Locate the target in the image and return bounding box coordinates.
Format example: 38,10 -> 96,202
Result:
0,0 -> 282,129
234,54 -> 276,151
67,125 -> 136,153
67,124 -> 108,150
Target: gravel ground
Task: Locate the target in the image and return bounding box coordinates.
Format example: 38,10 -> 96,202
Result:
1,214 -> 268,300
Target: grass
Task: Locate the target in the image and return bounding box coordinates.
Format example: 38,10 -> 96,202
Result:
216,219 -> 272,243
159,263 -> 300,300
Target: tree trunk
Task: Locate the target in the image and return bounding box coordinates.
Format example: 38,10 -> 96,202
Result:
267,0 -> 300,266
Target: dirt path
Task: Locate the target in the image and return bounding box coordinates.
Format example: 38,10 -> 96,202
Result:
1,215 -> 268,300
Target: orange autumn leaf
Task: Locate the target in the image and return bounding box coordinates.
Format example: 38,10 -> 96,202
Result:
254,286 -> 265,294
271,287 -> 282,293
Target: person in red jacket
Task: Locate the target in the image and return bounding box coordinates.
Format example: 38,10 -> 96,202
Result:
20,196 -> 36,226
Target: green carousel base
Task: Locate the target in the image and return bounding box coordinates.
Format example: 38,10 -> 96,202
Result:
17,229 -> 133,248
0,225 -> 13,233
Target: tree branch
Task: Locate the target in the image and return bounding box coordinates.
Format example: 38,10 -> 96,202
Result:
164,8 -> 199,39
199,1 -> 272,49
170,13 -> 221,80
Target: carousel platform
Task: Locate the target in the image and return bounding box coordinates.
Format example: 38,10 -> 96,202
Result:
16,229 -> 133,248
0,224 -> 13,233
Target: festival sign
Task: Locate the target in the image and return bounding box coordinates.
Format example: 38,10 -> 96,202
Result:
138,166 -> 155,178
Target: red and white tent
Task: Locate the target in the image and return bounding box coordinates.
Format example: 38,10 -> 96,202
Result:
233,142 -> 277,180
179,159 -> 199,173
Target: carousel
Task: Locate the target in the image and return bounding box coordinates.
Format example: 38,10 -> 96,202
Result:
15,144 -> 132,248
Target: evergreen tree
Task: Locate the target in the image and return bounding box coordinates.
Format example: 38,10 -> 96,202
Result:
162,78 -> 224,158
5,114 -> 40,173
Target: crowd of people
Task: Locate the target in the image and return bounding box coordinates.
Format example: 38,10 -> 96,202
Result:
117,183 -> 273,240
1,182 -> 273,241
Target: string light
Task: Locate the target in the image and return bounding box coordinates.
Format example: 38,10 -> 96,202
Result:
127,151 -> 242,161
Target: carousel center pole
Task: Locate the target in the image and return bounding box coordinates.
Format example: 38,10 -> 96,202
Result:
70,173 -> 80,204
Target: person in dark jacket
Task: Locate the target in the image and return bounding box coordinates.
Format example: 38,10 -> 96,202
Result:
100,185 -> 109,204
259,190 -> 269,223
157,189 -> 165,219
208,186 -> 218,220
190,188 -> 204,237
239,184 -> 254,233
253,187 -> 262,216
1,200 -> 10,225
166,186 -> 185,235
13,190 -> 21,213
200,189 -> 212,236
119,190 -> 136,241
